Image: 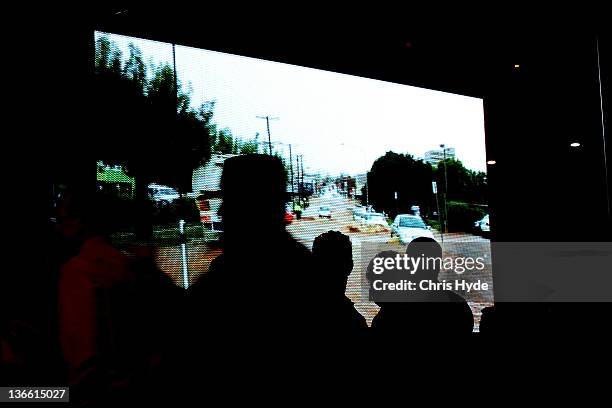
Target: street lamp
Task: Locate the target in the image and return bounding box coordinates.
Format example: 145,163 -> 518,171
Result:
440,144 -> 449,233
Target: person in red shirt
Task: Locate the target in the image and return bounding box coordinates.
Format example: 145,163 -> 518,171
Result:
56,192 -> 162,406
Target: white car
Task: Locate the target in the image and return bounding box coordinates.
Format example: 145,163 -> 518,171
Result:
361,212 -> 388,227
318,206 -> 332,218
352,207 -> 366,221
474,214 -> 490,234
148,184 -> 180,206
390,214 -> 435,244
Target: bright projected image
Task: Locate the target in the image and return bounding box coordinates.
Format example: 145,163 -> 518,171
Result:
93,32 -> 493,327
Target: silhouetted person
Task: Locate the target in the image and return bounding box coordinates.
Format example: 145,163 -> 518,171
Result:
56,191 -> 176,406
368,238 -> 473,343
312,231 -> 368,342
1,215 -> 69,387
187,155 -> 319,370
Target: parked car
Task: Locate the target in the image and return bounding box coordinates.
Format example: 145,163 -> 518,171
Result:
352,207 -> 367,221
361,212 -> 388,227
148,184 -> 180,206
283,211 -> 294,224
474,214 -> 490,235
390,214 -> 435,244
318,206 -> 332,218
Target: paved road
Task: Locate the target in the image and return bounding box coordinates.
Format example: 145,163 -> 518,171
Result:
287,190 -> 493,328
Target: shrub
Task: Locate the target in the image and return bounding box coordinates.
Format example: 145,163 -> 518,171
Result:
446,201 -> 485,232
152,197 -> 200,225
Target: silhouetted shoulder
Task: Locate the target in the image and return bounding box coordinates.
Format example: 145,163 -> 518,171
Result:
441,290 -> 474,333
445,290 -> 469,303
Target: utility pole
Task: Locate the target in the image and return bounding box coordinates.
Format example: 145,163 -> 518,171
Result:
300,155 -> 305,193
296,155 -> 302,201
256,116 -> 279,155
365,171 -> 369,207
300,155 -> 306,208
289,144 -> 294,208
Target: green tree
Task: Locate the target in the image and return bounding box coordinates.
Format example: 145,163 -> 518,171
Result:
212,129 -> 266,155
272,152 -> 290,188
95,36 -> 122,75
367,151 -> 434,218
432,158 -> 488,231
214,128 -> 236,154
93,35 -> 216,236
94,36 -> 215,192
238,135 -> 260,154
434,158 -> 487,204
469,170 -> 488,204
124,43 -> 147,91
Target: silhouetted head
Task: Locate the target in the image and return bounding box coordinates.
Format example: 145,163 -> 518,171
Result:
313,230 -> 353,294
365,250 -> 401,306
57,190 -> 111,243
220,154 -> 287,239
406,237 -> 442,281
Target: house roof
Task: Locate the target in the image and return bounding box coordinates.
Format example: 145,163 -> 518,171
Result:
97,168 -> 135,185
